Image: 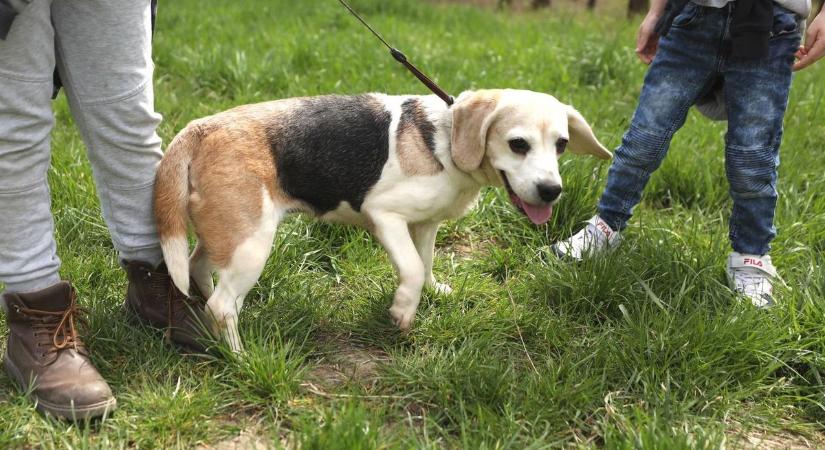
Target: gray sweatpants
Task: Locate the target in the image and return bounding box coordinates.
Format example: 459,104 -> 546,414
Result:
0,0 -> 163,293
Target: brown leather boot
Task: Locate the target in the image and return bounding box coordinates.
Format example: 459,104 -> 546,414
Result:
123,261 -> 213,353
3,282 -> 116,420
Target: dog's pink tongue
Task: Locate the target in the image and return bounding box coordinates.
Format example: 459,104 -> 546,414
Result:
521,201 -> 553,225
509,193 -> 553,225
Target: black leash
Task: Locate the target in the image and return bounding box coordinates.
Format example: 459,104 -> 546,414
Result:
338,0 -> 454,106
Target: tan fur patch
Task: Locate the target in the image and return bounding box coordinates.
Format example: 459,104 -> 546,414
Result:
396,99 -> 443,176
185,102 -> 299,267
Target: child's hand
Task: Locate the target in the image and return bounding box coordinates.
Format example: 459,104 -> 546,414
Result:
793,12 -> 825,71
636,14 -> 661,65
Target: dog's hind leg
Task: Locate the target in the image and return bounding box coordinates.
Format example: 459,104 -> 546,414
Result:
190,241 -> 215,298
410,221 -> 452,295
370,213 -> 426,331
205,196 -> 282,353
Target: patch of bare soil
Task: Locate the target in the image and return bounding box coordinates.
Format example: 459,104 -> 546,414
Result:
442,235 -> 498,260
304,334 -> 389,391
728,429 -> 825,450
196,426 -> 274,450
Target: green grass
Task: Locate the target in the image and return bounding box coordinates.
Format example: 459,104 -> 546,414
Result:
2,0 -> 825,448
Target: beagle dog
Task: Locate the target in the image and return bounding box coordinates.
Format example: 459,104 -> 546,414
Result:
154,89 -> 611,352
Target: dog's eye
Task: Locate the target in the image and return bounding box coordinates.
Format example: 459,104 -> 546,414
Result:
508,138 -> 530,155
556,138 -> 568,154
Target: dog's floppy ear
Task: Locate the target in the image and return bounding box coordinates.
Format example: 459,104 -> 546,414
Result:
566,105 -> 612,160
451,91 -> 500,172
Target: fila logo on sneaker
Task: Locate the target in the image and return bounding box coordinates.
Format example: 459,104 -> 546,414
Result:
595,220 -> 614,239
743,258 -> 763,268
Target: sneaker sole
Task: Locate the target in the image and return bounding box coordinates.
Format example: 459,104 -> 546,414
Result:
3,354 -> 117,420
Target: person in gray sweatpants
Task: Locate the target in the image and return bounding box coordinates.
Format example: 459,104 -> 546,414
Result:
0,0 -> 209,420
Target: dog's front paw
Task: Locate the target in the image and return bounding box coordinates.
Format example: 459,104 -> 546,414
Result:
205,309 -> 244,354
389,304 -> 416,331
432,282 -> 453,295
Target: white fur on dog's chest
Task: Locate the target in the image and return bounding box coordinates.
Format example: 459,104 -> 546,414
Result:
319,174 -> 480,226
367,174 -> 480,222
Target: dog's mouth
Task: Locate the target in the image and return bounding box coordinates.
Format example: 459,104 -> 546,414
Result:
500,171 -> 553,225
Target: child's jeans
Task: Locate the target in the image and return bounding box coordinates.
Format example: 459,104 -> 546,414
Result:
597,2 -> 801,256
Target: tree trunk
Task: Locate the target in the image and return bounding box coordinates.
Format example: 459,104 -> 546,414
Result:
587,0 -> 597,9
627,0 -> 649,16
532,0 -> 551,9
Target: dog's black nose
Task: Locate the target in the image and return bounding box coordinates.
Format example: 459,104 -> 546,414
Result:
537,183 -> 562,203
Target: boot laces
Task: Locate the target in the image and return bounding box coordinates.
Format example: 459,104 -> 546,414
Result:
141,266 -> 172,306
134,264 -> 205,341
18,290 -> 88,355
162,273 -> 205,341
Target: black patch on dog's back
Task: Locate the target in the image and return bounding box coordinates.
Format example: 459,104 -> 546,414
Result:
399,98 -> 437,154
268,95 -> 391,214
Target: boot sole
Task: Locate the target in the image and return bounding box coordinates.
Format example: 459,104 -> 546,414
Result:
3,354 -> 117,420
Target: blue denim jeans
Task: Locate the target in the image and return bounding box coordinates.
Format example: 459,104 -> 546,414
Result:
597,3 -> 801,256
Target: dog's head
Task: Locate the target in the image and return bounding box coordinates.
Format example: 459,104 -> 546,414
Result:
450,89 -> 611,225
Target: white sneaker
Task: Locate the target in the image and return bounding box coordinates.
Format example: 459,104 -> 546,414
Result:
552,215 -> 622,261
726,252 -> 777,308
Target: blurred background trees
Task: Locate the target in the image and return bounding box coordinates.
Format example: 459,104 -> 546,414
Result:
489,0 -> 819,24
627,0 -> 648,15
496,0 -> 646,14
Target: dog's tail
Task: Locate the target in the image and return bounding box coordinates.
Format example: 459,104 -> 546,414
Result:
154,122 -> 204,296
